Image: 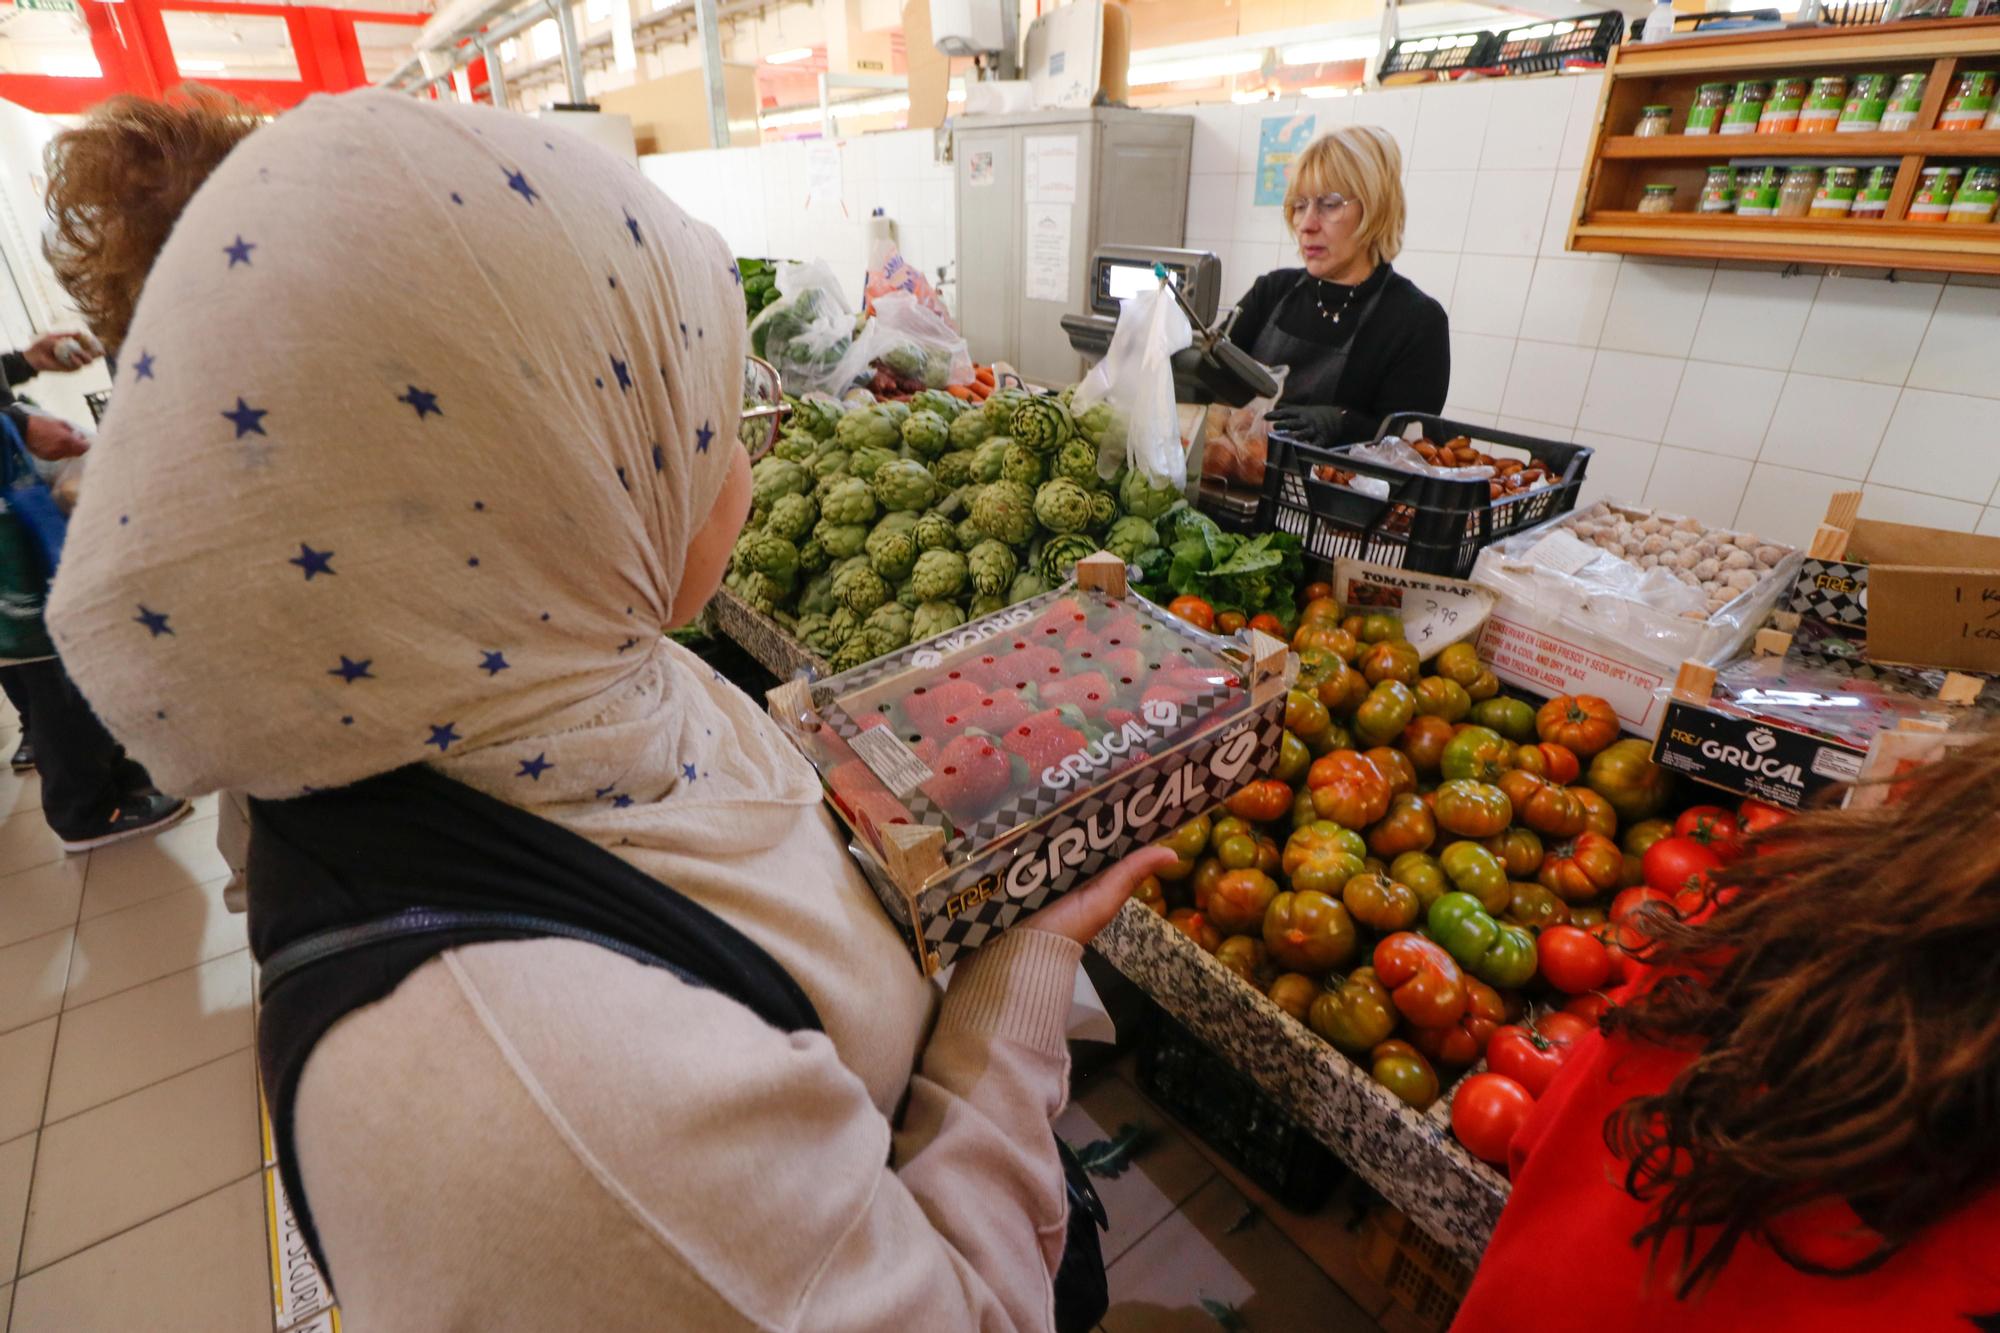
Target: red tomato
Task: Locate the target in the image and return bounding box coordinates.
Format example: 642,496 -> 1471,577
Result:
1247,612 -> 1286,638
1487,1017 -> 1585,1097
1641,836 -> 1722,898
1673,869 -> 1716,921
1737,797 -> 1793,838
1563,993 -> 1611,1027
1588,920 -> 1642,985
1168,595 -> 1216,631
1225,779 -> 1294,824
1609,885 -> 1671,923
1216,609 -> 1248,636
1536,924 -> 1611,994
1673,805 -> 1742,863
1451,1073 -> 1536,1165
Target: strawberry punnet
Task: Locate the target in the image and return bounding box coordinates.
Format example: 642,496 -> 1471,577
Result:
966,643 -> 1064,693
1041,671 -> 1116,719
1001,706 -> 1090,771
922,733 -> 1013,821
902,678 -> 986,736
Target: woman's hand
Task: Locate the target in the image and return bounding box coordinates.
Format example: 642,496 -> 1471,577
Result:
1265,403 -> 1345,447
22,332 -> 102,373
1021,846 -> 1179,946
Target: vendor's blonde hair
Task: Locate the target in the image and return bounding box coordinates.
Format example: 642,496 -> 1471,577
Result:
1283,125 -> 1406,267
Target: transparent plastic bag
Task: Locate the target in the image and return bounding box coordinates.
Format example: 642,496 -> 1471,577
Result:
836,291 -> 974,395
1200,365 -> 1288,488
747,260 -> 858,397
1072,284 -> 1193,487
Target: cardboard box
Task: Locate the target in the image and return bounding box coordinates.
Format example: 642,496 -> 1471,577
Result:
1652,698 -> 1866,808
1792,492 -> 2000,676
772,557 -> 1286,973
596,64 -> 760,154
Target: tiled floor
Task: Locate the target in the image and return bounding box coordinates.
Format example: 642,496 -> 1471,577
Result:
0,716 -> 269,1333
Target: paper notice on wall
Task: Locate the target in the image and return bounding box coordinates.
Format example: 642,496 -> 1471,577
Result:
1332,558 -> 1495,659
1023,134 -> 1079,204
1025,202 -> 1073,303
805,142 -> 844,214
1255,113 -> 1317,206
968,149 -> 996,187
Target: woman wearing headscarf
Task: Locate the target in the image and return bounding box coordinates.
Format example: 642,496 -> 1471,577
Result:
47,90 -> 1163,1331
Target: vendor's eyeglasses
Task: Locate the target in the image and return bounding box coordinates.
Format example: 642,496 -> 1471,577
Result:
1287,192 -> 1352,222
738,355 -> 791,461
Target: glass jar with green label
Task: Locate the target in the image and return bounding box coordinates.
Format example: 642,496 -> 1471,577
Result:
1940,70 -> 1996,130
1879,72 -> 1928,131
1799,75 -> 1848,133
1947,165 -> 1998,224
1721,81 -> 1770,136
1686,82 -> 1731,135
1700,165 -> 1739,213
1777,165 -> 1821,217
1837,73 -> 1891,132
1736,166 -> 1782,216
1809,165 -> 1861,217
1908,165 -> 1962,222
1637,184 -> 1678,215
1851,165 -> 1896,219
1759,78 -> 1809,133
1635,105 -> 1673,137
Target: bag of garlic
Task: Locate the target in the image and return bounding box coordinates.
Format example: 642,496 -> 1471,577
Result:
1465,502 -> 1803,738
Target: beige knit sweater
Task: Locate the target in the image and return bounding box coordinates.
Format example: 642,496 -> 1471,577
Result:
293,806 -> 1086,1333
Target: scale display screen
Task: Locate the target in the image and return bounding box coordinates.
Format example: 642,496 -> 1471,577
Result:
1102,260 -> 1184,305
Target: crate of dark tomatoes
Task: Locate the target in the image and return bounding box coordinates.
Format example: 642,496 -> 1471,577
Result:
1099,579 -> 1797,1260
770,555 -> 1291,976
1259,414 -> 1592,580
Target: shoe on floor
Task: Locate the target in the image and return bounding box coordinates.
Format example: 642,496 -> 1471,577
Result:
10,739 -> 33,773
58,792 -> 192,853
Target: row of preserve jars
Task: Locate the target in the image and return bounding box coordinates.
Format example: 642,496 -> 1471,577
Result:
1639,163 -> 2000,223
1633,69 -> 1999,137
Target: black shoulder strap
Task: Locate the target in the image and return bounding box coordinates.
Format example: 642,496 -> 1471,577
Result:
248,765 -> 823,1291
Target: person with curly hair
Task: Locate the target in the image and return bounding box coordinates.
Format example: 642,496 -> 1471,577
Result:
1454,735 -> 2000,1330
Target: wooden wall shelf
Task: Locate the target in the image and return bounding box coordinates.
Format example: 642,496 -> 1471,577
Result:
1567,18 -> 2000,273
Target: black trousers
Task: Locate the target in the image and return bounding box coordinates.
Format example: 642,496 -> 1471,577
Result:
1,659 -> 144,838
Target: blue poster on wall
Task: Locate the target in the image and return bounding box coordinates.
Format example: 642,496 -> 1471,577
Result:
1254,113 -> 1318,207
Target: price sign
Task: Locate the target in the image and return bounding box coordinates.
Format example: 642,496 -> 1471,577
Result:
14,0 -> 82,14
1331,558 -> 1496,660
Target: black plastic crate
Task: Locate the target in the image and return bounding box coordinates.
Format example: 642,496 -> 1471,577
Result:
1495,11 -> 1623,73
1257,412 -> 1591,580
1378,29 -> 1498,80
1135,1013 -> 1343,1213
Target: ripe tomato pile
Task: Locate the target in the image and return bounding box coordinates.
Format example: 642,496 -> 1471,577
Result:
1142,585 -> 1792,1169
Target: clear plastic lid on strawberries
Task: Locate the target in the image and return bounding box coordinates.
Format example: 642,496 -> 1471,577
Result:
781,575 -> 1280,872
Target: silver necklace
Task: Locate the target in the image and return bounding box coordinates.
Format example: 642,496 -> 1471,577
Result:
1314,279 -> 1363,326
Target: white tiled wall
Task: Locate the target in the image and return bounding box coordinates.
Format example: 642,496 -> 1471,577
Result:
638,78 -> 2000,546
639,129 -> 956,315
1179,76 -> 2000,548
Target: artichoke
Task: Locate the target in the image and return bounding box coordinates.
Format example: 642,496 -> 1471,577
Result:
866,525 -> 919,581
967,539 -> 1019,597
877,398 -> 913,425
910,549 -> 969,602
1000,442 -> 1045,487
872,458 -> 940,513
1076,401 -> 1126,454
971,480 -> 1036,547
901,409 -> 952,460
832,562 -> 890,615
950,409 -> 996,452
739,571 -> 789,615
774,430 -> 818,463
797,613 -> 842,657
796,537 -> 831,578
875,510 -> 922,537
1039,533 -> 1100,584
896,578 -> 923,609
829,637 -> 878,672
848,444 -> 899,481
1008,570 -> 1050,602
971,436 -> 1012,482
1009,396 -> 1076,454
750,457 -> 812,507
794,398 -> 843,440
835,408 -> 899,455
814,519 -> 869,560
811,449 -> 852,481
735,531 -> 799,586
1033,479 -> 1094,536
1119,469 -> 1182,521
1052,438 -> 1101,489
913,511 -> 959,553
820,476 -> 878,526
797,569 -> 837,616
985,388 -> 1030,431
932,450 -> 976,489
910,389 -> 962,422
828,605 -> 862,645
911,599 -> 967,642
863,601 -> 914,652
956,513 -> 986,551
968,592 -> 1007,618
1086,489 -> 1118,532
1105,515 -> 1162,565
765,493 -> 817,544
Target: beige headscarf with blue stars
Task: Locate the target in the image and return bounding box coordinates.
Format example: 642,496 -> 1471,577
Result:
45,91 -> 819,854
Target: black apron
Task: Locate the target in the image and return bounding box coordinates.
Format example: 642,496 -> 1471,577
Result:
1247,274 -> 1387,408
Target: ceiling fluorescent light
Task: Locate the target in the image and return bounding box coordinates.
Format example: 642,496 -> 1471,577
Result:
765,46 -> 813,64
1299,85 -> 1352,98
1280,38 -> 1377,66
1129,50 -> 1263,86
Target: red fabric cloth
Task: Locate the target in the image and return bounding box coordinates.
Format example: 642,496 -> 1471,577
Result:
1452,1031 -> 2000,1332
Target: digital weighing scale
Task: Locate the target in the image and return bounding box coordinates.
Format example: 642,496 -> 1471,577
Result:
1059,244 -> 1280,527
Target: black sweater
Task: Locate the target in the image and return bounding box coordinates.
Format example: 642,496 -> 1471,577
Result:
1231,264 -> 1450,445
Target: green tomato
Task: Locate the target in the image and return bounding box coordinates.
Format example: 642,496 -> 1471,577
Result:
1469,696 -> 1538,744
1438,840 -> 1510,914
1390,852 -> 1449,910
1469,921 -> 1539,989
1426,891 -> 1500,969
1216,833 -> 1261,871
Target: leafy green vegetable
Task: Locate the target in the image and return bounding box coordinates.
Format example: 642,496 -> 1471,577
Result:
1138,507 -> 1304,622
1070,1121 -> 1150,1180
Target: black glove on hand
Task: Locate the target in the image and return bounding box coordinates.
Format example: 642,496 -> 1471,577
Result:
1264,403 -> 1345,447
